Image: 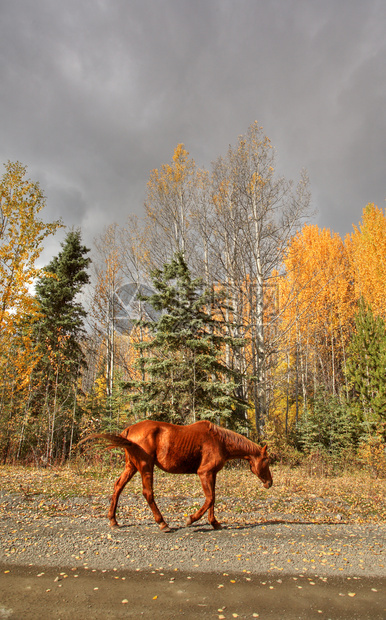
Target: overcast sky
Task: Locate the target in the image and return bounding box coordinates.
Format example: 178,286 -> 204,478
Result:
1,0 -> 385,264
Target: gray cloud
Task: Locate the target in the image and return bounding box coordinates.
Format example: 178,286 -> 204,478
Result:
1,0 -> 385,264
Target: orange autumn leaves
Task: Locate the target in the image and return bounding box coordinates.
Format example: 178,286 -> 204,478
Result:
281,203 -> 386,333
0,162 -> 62,410
346,204 -> 386,320
280,225 -> 352,354
0,162 -> 61,333
274,204 -> 386,412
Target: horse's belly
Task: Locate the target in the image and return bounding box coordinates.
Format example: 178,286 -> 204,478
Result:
155,430 -> 202,474
156,454 -> 200,474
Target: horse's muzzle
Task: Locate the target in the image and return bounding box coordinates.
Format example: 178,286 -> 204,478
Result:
263,480 -> 273,489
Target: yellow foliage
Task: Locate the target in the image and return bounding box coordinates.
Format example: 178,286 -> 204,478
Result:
279,224 -> 354,355
0,161 -> 62,421
146,144 -> 195,203
0,161 -> 62,335
271,207 -> 386,429
94,375 -> 108,400
345,203 -> 386,320
358,431 -> 386,478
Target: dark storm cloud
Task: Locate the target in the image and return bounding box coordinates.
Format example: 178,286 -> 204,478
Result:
1,0 -> 385,263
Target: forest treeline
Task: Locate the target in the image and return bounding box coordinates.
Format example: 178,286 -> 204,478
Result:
1,123 -> 385,473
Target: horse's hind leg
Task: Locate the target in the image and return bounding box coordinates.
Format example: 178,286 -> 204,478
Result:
141,467 -> 171,532
186,470 -> 222,530
109,460 -> 137,528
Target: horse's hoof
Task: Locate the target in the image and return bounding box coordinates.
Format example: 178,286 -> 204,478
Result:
109,522 -> 120,530
160,523 -> 171,533
212,522 -> 222,530
185,517 -> 193,527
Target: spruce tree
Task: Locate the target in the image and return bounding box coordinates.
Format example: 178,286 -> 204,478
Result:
35,229 -> 91,372
32,229 -> 91,460
297,389 -> 357,457
127,252 -> 247,429
345,299 -> 386,439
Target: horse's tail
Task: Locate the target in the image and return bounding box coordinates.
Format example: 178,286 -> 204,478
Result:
78,433 -> 133,451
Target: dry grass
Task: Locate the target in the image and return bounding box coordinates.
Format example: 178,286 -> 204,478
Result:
1,460 -> 385,525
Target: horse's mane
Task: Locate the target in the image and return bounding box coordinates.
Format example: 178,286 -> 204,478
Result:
208,422 -> 261,455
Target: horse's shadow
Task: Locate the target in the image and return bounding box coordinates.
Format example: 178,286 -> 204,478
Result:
183,519 -> 318,532
112,518 -> 335,534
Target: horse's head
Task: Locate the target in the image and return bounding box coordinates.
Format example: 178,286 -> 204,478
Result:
248,445 -> 273,488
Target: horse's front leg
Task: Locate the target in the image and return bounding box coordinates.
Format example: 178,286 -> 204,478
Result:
141,467 -> 171,532
186,470 -> 222,530
109,461 -> 137,528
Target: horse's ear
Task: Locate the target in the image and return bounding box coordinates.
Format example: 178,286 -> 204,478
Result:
261,444 -> 267,456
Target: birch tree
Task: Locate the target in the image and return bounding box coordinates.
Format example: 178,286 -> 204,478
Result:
210,123 -> 311,431
143,144 -> 199,270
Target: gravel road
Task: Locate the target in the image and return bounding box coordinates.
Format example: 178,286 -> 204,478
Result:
1,491 -> 385,619
1,492 -> 385,576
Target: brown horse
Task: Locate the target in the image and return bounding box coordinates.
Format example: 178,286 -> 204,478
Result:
84,419 -> 273,532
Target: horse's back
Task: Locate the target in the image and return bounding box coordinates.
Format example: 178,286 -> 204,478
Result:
122,419 -> 218,474
123,419 -> 213,441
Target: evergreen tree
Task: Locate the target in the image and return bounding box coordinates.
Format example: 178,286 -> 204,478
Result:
127,252 -> 248,429
35,229 -> 91,370
345,299 -> 386,439
296,389 -> 358,457
31,229 -> 91,461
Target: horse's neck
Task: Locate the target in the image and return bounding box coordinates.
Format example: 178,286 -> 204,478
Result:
227,442 -> 259,460
217,428 -> 260,460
